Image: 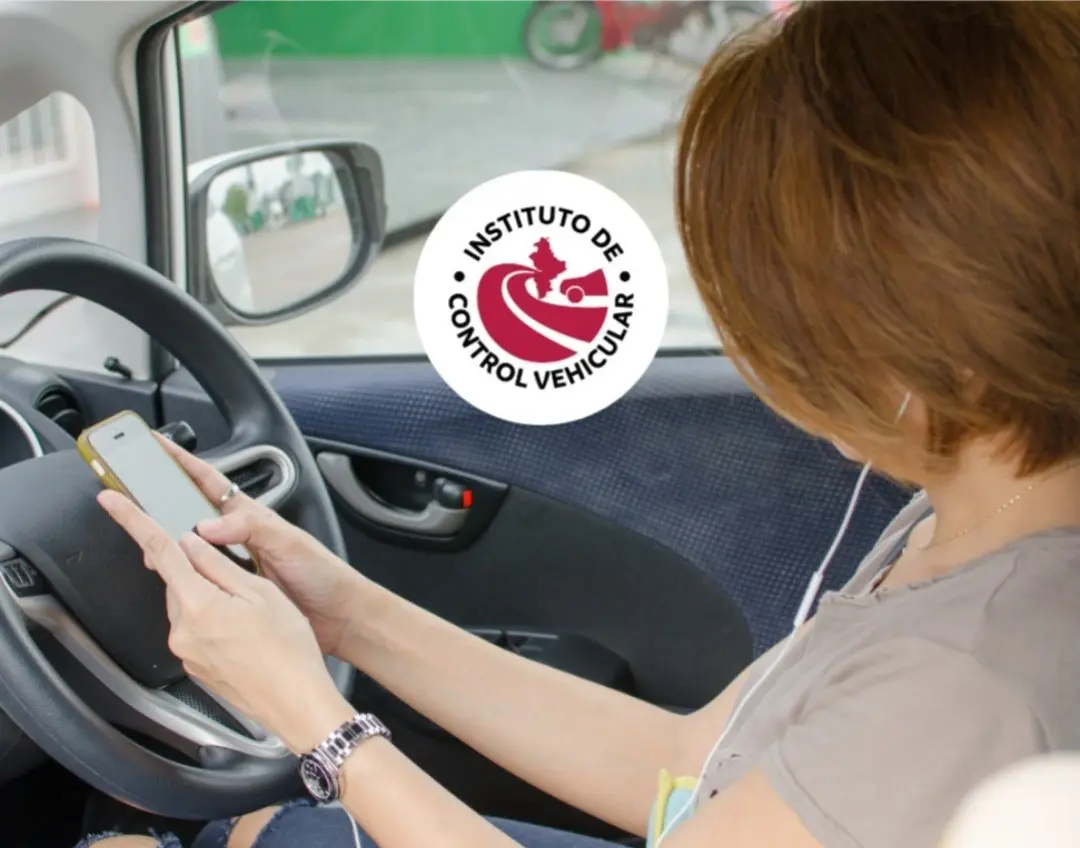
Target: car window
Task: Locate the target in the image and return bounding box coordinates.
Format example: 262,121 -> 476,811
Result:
176,2 -> 769,358
0,93 -> 98,345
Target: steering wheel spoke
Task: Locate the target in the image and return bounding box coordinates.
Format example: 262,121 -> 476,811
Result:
3,582 -> 289,763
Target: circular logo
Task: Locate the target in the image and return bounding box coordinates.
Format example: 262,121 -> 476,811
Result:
414,170 -> 669,425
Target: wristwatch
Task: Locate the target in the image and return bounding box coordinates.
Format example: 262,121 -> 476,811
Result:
298,712 -> 391,803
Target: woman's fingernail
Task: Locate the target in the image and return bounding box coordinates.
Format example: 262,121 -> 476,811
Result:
179,532 -> 202,552
198,518 -> 224,534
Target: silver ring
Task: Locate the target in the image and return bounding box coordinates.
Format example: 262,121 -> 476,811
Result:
218,482 -> 241,507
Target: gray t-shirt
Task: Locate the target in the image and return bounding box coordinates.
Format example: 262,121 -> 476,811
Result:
694,493 -> 1080,848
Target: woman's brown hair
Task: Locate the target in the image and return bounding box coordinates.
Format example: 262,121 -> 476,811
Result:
677,1 -> 1080,476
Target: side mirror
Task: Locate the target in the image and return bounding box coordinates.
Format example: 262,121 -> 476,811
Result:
187,139 -> 386,326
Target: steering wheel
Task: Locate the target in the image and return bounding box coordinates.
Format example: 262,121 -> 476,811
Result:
0,238 -> 354,819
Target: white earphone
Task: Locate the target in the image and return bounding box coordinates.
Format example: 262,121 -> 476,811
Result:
655,391 -> 912,846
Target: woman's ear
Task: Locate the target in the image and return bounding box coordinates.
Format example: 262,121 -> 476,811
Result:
829,389 -> 917,467
832,439 -> 865,462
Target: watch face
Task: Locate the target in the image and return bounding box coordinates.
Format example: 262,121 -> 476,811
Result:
299,756 -> 336,803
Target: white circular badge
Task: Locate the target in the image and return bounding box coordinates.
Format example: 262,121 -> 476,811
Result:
414,170 -> 669,425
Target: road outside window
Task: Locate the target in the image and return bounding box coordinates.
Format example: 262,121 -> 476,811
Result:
178,1 -> 771,358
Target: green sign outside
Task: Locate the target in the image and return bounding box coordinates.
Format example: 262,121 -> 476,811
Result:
212,1 -> 535,60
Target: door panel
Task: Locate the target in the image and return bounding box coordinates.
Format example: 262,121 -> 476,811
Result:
161,354 -> 911,658
314,438 -> 748,708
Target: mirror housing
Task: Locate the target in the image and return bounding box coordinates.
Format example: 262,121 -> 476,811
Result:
187,139 -> 386,327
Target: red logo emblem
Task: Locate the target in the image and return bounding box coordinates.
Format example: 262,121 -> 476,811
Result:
475,237 -> 609,364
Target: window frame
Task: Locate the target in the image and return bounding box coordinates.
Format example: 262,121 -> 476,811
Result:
136,2 -> 235,384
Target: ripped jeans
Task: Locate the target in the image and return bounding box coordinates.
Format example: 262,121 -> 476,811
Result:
78,800 -> 623,848
76,832 -> 183,848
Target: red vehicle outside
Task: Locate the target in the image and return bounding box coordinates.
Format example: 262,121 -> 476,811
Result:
523,1 -> 769,71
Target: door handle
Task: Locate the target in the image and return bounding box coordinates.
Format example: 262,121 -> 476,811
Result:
316,452 -> 468,537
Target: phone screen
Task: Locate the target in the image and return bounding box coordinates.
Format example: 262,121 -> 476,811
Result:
88,412 -> 256,571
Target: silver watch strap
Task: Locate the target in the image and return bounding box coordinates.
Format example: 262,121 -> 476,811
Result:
316,713 -> 391,768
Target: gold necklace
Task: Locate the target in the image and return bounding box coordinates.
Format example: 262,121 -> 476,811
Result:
917,459 -> 1080,551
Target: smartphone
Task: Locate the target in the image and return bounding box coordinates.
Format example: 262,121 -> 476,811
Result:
77,410 -> 259,574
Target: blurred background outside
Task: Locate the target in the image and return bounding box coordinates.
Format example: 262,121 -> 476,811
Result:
0,1 -> 782,357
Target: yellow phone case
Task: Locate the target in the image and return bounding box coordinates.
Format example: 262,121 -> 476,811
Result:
78,410 -> 260,574
76,409 -> 142,500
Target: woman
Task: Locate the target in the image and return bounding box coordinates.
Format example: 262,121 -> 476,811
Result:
85,2 -> 1080,847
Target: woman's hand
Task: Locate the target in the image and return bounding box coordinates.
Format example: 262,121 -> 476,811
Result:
156,435 -> 367,657
98,488 -> 354,754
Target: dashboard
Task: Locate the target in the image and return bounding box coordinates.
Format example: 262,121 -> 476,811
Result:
0,357 -> 91,446
0,354 -> 161,455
